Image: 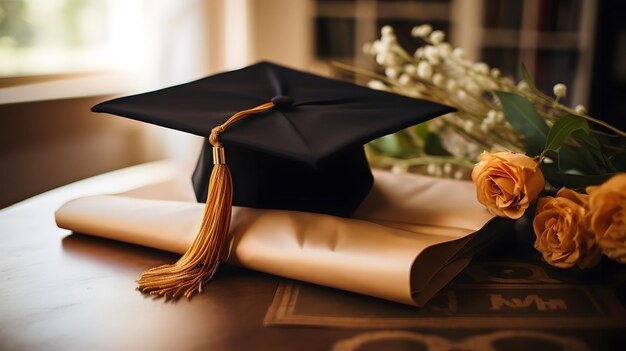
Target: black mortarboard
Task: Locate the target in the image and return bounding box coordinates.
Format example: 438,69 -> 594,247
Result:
93,61 -> 452,216
91,61 -> 454,298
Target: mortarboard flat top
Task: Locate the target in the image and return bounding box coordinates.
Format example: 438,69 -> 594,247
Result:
92,61 -> 454,216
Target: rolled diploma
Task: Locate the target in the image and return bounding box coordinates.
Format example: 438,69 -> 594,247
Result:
55,170 -> 494,306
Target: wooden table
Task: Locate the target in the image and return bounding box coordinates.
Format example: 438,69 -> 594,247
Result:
1,161 -> 625,351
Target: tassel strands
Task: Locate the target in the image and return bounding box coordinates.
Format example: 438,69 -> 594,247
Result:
136,154 -> 232,298
136,102 -> 276,299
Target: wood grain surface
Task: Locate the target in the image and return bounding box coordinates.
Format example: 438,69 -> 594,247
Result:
1,161 -> 624,351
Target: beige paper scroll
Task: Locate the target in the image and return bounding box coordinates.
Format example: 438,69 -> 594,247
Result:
55,169 -> 496,306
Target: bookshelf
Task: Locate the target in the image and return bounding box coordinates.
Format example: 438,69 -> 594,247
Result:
315,0 -> 597,106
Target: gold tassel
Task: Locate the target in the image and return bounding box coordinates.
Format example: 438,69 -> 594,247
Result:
136,102 -> 275,299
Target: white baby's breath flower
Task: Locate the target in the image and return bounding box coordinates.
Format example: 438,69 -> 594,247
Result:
424,45 -> 440,64
371,40 -> 384,53
382,34 -> 397,45
377,52 -> 402,66
473,62 -> 489,75
391,165 -> 405,174
411,24 -> 432,38
496,111 -> 505,122
432,73 -> 445,87
417,61 -> 433,80
375,53 -> 387,65
438,43 -> 452,58
553,83 -> 567,98
501,77 -> 514,86
381,25 -> 394,36
403,88 -> 422,98
414,47 -> 424,58
476,76 -> 497,90
426,163 -> 437,175
404,64 -> 417,76
493,96 -> 502,109
452,47 -> 466,59
490,68 -> 501,78
385,67 -> 399,79
367,80 -> 387,91
463,120 -> 474,133
398,73 -> 412,86
363,24 -> 572,179
465,81 -> 482,96
456,89 -> 468,102
446,79 -> 459,93
480,121 -> 490,133
486,113 -> 500,125
362,42 -> 372,55
413,82 -> 427,92
517,80 -> 529,91
429,30 -> 445,44
575,104 -> 587,115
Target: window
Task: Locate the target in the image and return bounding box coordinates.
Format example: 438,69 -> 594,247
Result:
0,0 -> 143,78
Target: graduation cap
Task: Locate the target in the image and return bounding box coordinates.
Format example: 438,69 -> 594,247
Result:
92,61 -> 454,298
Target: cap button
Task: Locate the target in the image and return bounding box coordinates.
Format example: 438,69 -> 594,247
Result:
271,95 -> 294,108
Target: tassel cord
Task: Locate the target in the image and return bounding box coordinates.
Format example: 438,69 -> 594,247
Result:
136,101 -> 276,299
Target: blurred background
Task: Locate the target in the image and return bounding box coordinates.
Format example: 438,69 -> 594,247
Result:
1,0 -> 624,208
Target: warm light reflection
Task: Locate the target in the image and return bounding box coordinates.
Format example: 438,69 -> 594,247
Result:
0,0 -> 144,77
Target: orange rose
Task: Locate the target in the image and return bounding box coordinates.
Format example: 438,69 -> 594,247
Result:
471,151 -> 545,219
586,173 -> 626,263
533,188 -> 601,269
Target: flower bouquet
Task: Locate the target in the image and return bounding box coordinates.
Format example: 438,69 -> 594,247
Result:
338,25 -> 626,269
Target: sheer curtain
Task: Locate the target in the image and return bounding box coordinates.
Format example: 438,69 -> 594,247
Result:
139,0 -> 315,161
136,0 -> 213,161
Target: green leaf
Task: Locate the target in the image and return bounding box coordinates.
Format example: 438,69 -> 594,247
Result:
409,122 -> 452,156
541,163 -> 615,190
570,130 -> 616,173
557,144 -> 603,174
368,131 -> 418,158
543,114 -> 589,153
496,91 -> 549,156
521,64 -> 537,91
424,133 -> 452,156
609,151 -> 626,171
411,122 -> 429,141
572,129 -> 601,149
556,173 -> 615,191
